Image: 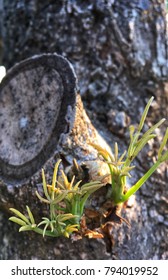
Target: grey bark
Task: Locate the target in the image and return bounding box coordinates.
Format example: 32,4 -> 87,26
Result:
0,0 -> 167,260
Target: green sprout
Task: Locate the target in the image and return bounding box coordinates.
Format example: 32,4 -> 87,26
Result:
9,160 -> 103,238
9,96 -> 167,238
57,169 -> 104,224
9,206 -> 78,238
91,96 -> 168,205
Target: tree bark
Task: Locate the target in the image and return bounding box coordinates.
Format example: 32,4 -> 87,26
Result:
0,0 -> 167,260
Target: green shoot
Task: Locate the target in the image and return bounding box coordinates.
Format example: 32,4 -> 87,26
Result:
91,97 -> 168,205
9,160 -> 104,238
9,96 -> 167,238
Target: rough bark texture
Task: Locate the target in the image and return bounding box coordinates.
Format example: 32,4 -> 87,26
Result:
0,0 -> 167,260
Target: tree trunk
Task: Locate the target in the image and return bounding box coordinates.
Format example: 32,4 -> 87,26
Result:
0,0 -> 167,260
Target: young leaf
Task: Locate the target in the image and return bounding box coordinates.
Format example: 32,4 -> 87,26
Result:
9,217 -> 27,226
42,223 -> 49,238
64,224 -> 79,238
142,118 -> 165,141
37,219 -> 49,227
51,191 -> 70,204
19,225 -> 33,232
42,169 -> 51,201
26,206 -> 35,225
72,180 -> 82,191
81,184 -> 103,194
127,132 -> 140,158
90,143 -> 115,162
118,150 -> 127,163
138,96 -> 154,132
35,190 -> 50,204
57,213 -> 79,222
61,170 -> 70,188
114,142 -> 118,162
133,134 -> 156,158
158,128 -> 168,158
9,208 -> 30,224
160,150 -> 168,162
69,175 -> 75,190
52,159 -> 62,191
129,125 -> 135,141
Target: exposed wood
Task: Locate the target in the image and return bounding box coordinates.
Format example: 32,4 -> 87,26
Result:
0,0 -> 167,260
0,53 -> 110,185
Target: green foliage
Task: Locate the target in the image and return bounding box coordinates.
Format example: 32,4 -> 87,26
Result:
9,96 -> 168,238
9,160 -> 103,238
91,97 -> 168,205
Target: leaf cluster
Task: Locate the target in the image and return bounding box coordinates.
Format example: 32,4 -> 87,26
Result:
9,160 -> 103,238
9,97 -> 168,238
91,97 -> 168,205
